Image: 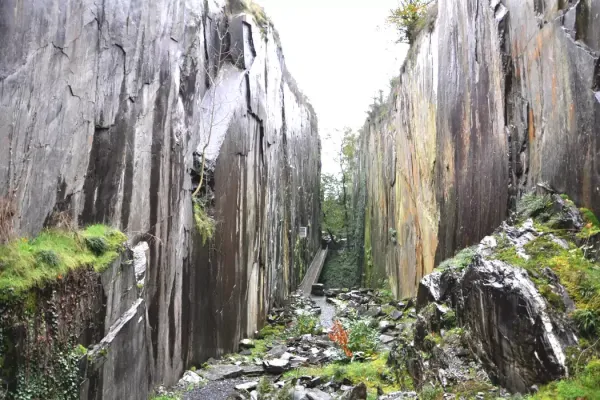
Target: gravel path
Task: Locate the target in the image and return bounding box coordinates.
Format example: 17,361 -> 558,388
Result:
311,294 -> 336,329
183,378 -> 245,400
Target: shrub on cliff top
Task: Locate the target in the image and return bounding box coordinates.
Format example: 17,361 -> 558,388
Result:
0,225 -> 126,296
388,0 -> 435,44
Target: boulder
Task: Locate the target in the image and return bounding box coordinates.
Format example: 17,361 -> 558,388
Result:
263,358 -> 291,374
177,370 -> 202,386
312,284 -> 325,296
344,383 -> 367,400
416,255 -> 578,392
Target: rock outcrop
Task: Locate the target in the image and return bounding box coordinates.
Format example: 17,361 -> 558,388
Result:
354,0 -> 600,298
410,193 -> 600,393
0,0 -> 320,397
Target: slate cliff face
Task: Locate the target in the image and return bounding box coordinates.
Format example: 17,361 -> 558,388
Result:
355,0 -> 600,298
0,0 -> 320,396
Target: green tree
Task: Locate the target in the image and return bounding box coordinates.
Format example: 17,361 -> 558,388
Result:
387,0 -> 434,44
321,128 -> 357,241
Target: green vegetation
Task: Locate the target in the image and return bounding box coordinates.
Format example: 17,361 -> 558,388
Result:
0,225 -> 126,296
293,237 -> 307,279
193,200 -> 215,246
346,320 -> 379,355
419,383 -> 444,400
578,207 -> 600,240
285,353 -> 400,397
257,324 -> 285,339
257,376 -> 274,395
517,192 -> 554,221
150,395 -> 180,400
387,0 -> 435,44
319,250 -> 361,288
321,128 -> 357,241
242,0 -> 273,38
494,234 -> 600,337
290,314 -> 320,336
436,246 -> 477,271
490,194 -> 600,345
531,359 -> 600,400
13,343 -> 83,400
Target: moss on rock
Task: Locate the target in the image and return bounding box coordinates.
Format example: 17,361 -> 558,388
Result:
0,225 -> 126,296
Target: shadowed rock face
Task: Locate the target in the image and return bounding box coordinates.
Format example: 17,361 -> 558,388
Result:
0,0 -> 320,394
355,0 -> 600,298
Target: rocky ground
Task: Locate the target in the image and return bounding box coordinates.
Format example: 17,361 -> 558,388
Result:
153,190 -> 600,400
153,287 -> 512,400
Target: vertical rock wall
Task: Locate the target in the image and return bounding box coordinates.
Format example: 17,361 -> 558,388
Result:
355,0 -> 600,298
0,0 -> 320,394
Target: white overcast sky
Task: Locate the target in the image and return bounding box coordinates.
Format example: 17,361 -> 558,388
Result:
256,0 -> 409,174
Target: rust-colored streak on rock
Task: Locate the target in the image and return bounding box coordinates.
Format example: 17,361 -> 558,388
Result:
528,107 -> 536,143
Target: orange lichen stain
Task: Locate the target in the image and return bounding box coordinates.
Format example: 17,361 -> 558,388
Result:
533,34 -> 543,61
528,108 -> 536,143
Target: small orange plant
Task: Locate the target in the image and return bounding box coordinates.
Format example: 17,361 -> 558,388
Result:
328,320 -> 352,357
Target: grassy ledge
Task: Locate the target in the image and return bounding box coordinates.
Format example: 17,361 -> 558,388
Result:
0,225 -> 126,295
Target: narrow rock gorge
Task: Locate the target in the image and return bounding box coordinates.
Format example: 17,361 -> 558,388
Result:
1,0 -> 600,399
0,0 -> 320,398
354,0 -> 600,298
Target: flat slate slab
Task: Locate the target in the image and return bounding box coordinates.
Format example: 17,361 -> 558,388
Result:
199,365 -> 243,381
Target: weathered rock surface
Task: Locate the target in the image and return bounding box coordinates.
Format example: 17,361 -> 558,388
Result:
0,0 -> 319,396
413,206 -> 583,392
354,0 -> 600,298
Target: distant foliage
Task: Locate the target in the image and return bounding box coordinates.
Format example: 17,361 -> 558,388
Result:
319,250 -> 361,289
388,0 -> 435,44
321,128 -> 357,241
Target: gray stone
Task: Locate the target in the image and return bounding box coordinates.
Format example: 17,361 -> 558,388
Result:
235,381 -> 259,391
267,345 -> 288,358
306,388 -> 333,400
263,359 -> 291,374
380,335 -> 396,344
390,310 -> 403,321
0,0 -> 320,395
379,320 -> 395,332
200,365 -> 243,381
241,365 -> 265,376
352,0 -> 600,305
177,370 -> 202,386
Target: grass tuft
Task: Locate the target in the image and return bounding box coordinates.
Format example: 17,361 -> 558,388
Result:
436,246 -> 477,271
